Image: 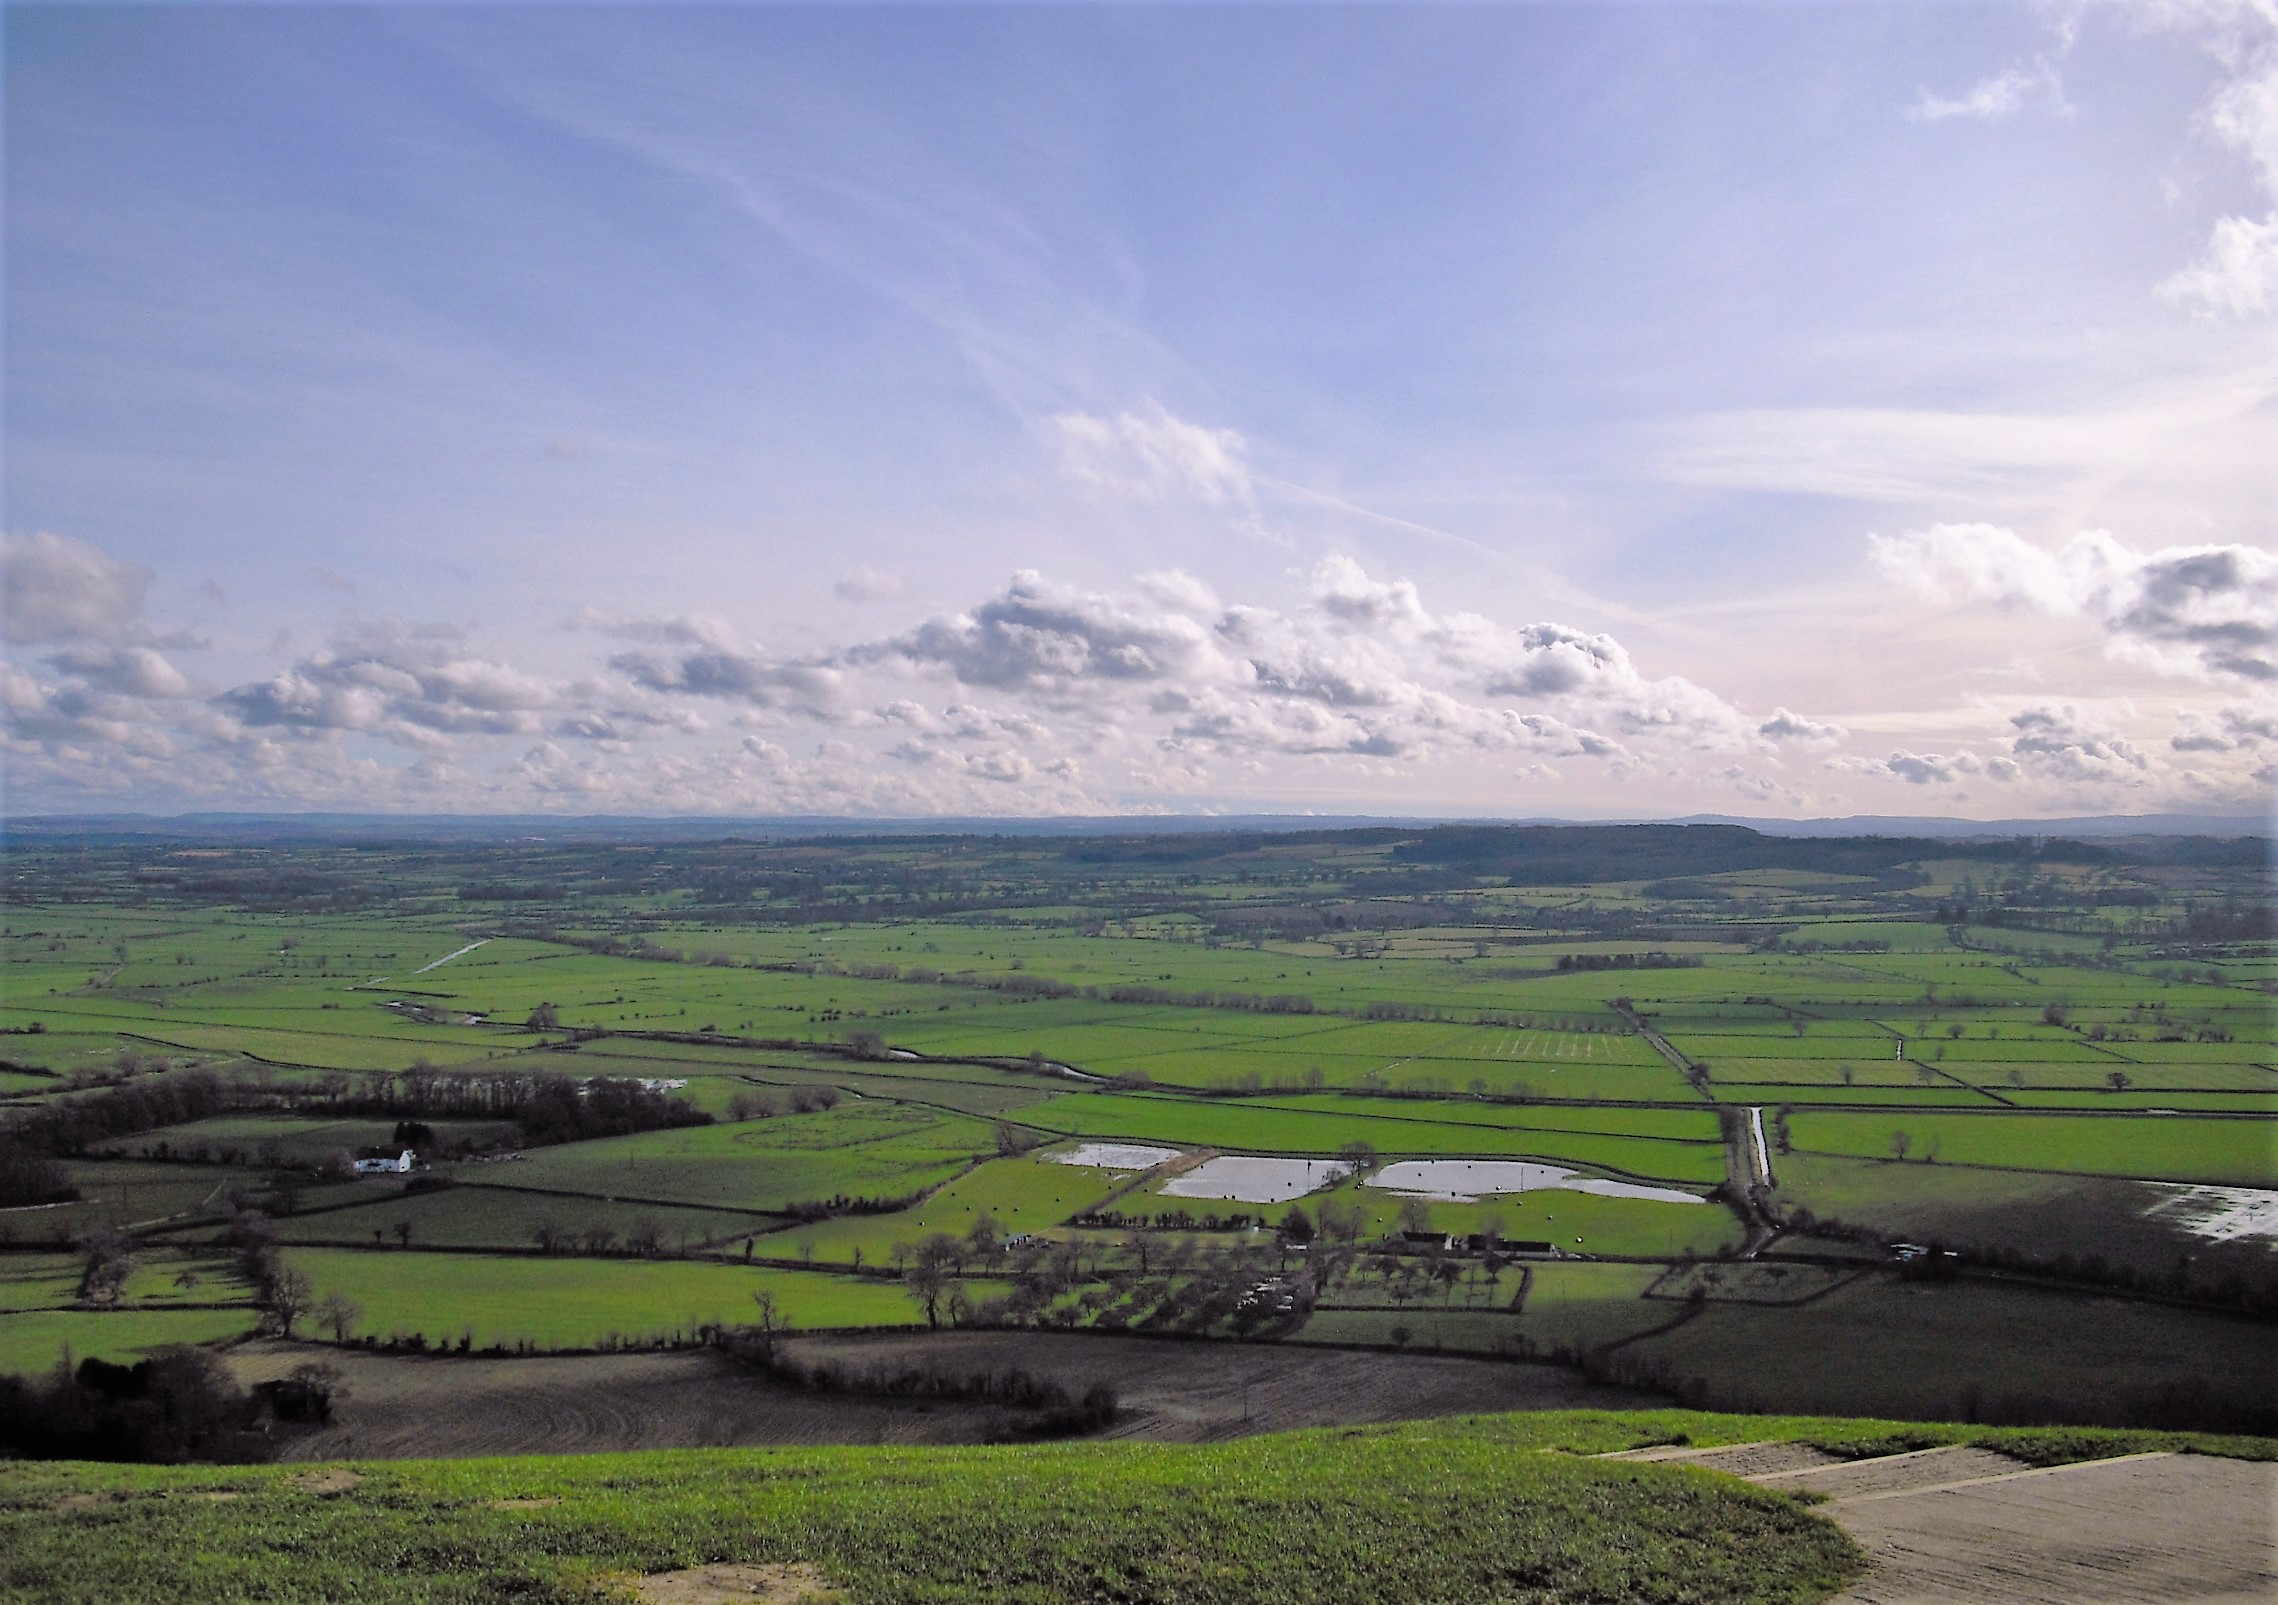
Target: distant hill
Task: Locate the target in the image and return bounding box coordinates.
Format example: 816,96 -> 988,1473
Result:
3,808 -> 2265,843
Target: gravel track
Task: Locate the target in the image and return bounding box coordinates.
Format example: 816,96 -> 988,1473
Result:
1636,1440 -> 2277,1602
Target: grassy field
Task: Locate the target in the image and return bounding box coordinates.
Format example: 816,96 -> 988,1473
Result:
1783,1109 -> 2278,1186
463,1104 -> 996,1213
766,1154 -> 1132,1266
12,1404 -> 2274,1605
0,1412 -> 1862,1605
0,1308 -> 256,1376
283,1249 -> 942,1349
1024,1093 -> 1729,1183
261,1186 -> 786,1255
6,823 -> 2273,1452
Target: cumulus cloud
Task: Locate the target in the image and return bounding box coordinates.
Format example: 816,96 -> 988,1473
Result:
1,534 -> 205,777
2162,701 -> 2278,754
587,557 -> 1752,776
2008,704 -> 2151,786
2150,1 -> 2278,316
44,644 -> 193,700
218,622 -> 559,747
3,532 -> 153,645
1834,748 -> 2022,787
2161,212 -> 2278,315
1871,523 -> 2278,681
10,534 -> 2252,819
1758,707 -> 1847,744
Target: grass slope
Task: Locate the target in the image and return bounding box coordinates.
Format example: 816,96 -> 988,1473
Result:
0,1413 -> 1867,1605
8,1408 -> 2273,1605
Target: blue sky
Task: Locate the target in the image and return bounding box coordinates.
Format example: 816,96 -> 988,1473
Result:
5,2 -> 2274,818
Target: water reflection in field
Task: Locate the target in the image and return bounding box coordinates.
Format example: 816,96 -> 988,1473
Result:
1051,1142 -> 1184,1172
1368,1159 -> 1704,1205
1161,1156 -> 1345,1204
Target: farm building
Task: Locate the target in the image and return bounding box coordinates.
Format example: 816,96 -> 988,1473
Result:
354,1149 -> 417,1176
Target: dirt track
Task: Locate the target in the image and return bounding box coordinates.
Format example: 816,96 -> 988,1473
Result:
1621,1441 -> 2278,1603
233,1331 -> 1651,1460
1818,1451 -> 2277,1604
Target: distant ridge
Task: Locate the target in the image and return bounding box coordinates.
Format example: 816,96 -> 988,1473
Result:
2,809 -> 2265,841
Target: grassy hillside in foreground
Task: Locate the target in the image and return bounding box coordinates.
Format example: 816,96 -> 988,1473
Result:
5,1411 -> 2274,1605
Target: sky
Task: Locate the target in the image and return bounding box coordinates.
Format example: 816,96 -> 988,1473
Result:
3,0 -> 2275,821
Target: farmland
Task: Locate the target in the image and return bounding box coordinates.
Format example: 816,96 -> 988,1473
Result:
3,817 -> 2273,1455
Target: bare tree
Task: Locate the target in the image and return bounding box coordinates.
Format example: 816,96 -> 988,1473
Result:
263,1263 -> 314,1339
315,1291 -> 363,1343
905,1259 -> 949,1329
747,1289 -> 793,1364
965,1212 -> 1002,1267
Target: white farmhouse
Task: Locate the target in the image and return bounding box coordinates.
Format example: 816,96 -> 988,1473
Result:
353,1149 -> 417,1176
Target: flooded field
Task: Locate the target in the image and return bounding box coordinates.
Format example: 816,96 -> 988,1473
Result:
2140,1183 -> 2278,1245
1053,1142 -> 1184,1171
1368,1158 -> 1706,1205
1161,1156 -> 1344,1203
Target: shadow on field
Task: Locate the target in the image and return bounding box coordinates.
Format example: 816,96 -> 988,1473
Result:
231,1332 -> 1659,1460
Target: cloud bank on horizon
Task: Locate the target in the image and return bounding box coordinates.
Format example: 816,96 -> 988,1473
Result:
3,3 -> 2274,821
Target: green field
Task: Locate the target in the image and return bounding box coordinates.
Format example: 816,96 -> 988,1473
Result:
465,1104 -> 996,1213
1784,1109 -> 2278,1186
283,1249 -> 941,1348
0,1308 -> 257,1377
5,822 -> 2273,1448
262,1185 -> 785,1255
769,1153 -> 1132,1266
12,1404 -> 2274,1605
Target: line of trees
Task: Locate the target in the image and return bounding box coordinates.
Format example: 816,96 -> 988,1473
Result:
3,1068 -> 232,1157
328,1067 -> 711,1147
0,1348 -> 342,1463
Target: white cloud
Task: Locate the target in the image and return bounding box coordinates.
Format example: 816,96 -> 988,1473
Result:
598,558 -> 1751,777
10,534 -> 2261,820
1908,59 -> 2069,122
2147,0 -> 2278,316
2,532 -> 152,645
2008,703 -> 2152,785
2161,211 -> 2278,315
1054,407 -> 1252,504
2169,699 -> 2278,751
46,645 -> 194,700
1871,523 -> 2278,681
1844,749 -> 2020,787
1758,707 -> 1847,744
219,622 -> 559,746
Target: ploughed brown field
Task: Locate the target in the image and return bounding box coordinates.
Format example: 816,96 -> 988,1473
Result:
230,1329 -> 1656,1460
